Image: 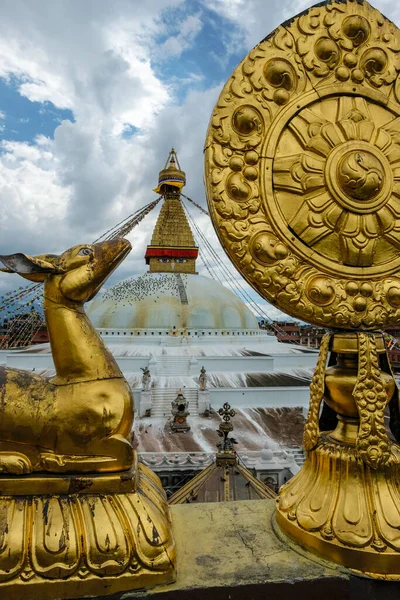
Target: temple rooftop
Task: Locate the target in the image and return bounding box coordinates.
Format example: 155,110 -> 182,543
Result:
169,402 -> 277,503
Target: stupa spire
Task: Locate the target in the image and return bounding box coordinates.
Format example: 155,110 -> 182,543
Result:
145,149 -> 198,274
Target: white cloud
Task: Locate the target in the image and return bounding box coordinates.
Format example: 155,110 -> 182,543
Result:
202,0 -> 290,51
157,13 -> 203,59
0,0 -> 182,260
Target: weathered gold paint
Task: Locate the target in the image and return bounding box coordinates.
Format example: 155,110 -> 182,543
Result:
0,238 -> 175,597
205,0 -> 400,577
278,332 -> 400,576
0,239 -> 134,473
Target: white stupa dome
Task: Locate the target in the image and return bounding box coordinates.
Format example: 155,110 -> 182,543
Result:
260,442 -> 274,462
87,272 -> 258,330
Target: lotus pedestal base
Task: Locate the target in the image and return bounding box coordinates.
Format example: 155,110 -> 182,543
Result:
0,463 -> 176,600
277,435 -> 400,578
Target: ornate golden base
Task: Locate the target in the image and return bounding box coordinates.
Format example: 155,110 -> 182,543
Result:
277,434 -> 400,577
0,463 -> 176,600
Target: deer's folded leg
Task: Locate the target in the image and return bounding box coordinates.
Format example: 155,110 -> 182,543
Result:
40,435 -> 134,473
0,440 -> 40,473
0,452 -> 32,474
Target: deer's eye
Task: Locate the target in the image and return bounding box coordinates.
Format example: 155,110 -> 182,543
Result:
78,247 -> 92,256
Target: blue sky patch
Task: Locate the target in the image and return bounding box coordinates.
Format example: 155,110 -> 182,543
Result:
154,4 -> 246,103
122,124 -> 139,139
0,76 -> 74,143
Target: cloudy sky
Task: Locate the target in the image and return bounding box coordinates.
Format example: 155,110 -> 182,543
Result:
0,0 -> 399,321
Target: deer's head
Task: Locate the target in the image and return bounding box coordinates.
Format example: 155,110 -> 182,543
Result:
0,238 -> 131,305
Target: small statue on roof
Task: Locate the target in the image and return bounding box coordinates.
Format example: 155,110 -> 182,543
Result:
171,390 -> 190,433
199,366 -> 208,390
141,366 -> 151,392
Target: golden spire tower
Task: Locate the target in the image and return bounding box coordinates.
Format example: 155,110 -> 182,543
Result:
145,149 -> 198,274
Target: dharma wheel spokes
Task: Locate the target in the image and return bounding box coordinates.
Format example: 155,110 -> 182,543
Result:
205,0 -> 400,577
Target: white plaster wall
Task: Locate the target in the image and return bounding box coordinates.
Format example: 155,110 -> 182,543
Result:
209,387 -> 310,409
4,353 -> 306,374
190,357 -> 274,373
6,353 -> 55,370
272,354 -> 317,370
132,386 -> 310,412
97,329 -> 268,345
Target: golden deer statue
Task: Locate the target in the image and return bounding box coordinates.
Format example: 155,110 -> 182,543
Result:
0,238 -> 134,474
0,239 -> 176,599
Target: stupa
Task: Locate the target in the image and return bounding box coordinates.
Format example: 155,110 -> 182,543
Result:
146,149 -> 197,274
3,2 -> 400,597
84,150 -> 317,424
87,149 -> 258,331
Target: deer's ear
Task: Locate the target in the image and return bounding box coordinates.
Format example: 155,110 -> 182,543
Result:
0,253 -> 63,282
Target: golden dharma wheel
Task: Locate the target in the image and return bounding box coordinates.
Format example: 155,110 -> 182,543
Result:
204,0 -> 400,330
